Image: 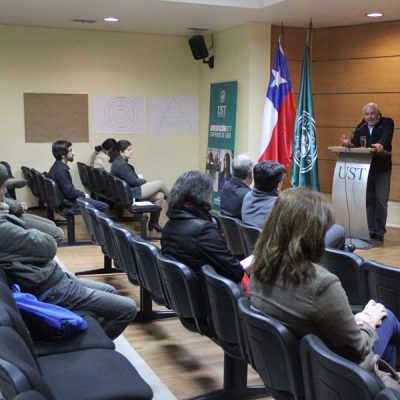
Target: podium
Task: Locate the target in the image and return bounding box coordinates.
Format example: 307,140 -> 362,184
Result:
328,146 -> 375,241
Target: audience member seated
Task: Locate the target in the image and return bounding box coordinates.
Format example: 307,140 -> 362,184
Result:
0,160 -> 27,199
249,187 -> 400,371
161,170 -> 249,292
220,154 -> 254,219
218,152 -> 232,191
0,213 -> 137,339
110,140 -> 169,232
242,160 -> 345,249
48,140 -> 109,215
0,164 -> 64,244
91,138 -> 117,173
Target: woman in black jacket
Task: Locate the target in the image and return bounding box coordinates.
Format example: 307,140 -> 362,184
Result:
110,140 -> 169,232
161,170 -> 248,291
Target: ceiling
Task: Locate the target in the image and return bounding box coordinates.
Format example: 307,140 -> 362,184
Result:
1,0 -> 399,36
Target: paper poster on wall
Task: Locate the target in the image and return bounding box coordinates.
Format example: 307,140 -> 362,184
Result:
148,96 -> 198,134
91,96 -> 145,134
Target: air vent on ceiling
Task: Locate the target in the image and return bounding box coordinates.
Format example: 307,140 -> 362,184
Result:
72,19 -> 96,24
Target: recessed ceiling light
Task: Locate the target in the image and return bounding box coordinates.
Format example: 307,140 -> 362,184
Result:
366,12 -> 383,18
104,17 -> 119,22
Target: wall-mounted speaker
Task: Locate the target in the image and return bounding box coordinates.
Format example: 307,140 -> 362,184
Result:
188,35 -> 209,60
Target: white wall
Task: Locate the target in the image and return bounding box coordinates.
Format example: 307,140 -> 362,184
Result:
198,23 -> 271,168
0,24 -> 201,205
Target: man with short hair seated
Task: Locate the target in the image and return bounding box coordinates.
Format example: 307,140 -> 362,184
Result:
0,213 -> 137,339
242,160 -> 346,250
48,140 -> 109,215
220,154 -> 254,220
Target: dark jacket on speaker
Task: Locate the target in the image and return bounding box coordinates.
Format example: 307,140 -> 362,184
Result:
351,116 -> 394,173
161,206 -> 244,283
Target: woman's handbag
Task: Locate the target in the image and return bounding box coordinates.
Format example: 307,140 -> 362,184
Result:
369,354 -> 400,391
12,285 -> 88,340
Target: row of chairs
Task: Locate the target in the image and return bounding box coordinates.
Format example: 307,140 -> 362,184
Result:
216,214 -> 261,258
21,166 -> 89,246
0,269 -> 153,400
76,198 -> 400,398
77,162 -> 161,241
322,247 -> 400,320
156,253 -> 400,399
77,198 -> 175,322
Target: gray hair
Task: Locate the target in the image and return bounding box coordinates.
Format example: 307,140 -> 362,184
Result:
168,170 -> 213,211
232,154 -> 254,179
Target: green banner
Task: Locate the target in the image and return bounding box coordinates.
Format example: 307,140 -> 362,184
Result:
291,45 -> 320,191
206,81 -> 238,210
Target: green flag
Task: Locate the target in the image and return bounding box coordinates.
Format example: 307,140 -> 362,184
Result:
291,44 -> 320,190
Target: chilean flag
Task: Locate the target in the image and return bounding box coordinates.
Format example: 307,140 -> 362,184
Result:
259,41 -> 296,168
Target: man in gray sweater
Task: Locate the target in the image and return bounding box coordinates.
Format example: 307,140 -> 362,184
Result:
0,213 -> 137,339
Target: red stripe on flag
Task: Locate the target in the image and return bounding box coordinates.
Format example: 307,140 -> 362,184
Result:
259,93 -> 296,168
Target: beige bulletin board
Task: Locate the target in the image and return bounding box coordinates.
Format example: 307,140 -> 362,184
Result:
24,93 -> 88,143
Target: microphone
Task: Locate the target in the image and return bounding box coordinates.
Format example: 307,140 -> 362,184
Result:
345,122 -> 367,148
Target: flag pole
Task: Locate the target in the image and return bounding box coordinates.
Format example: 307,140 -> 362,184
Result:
280,22 -> 284,47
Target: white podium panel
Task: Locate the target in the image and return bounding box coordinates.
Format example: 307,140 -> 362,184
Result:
329,146 -> 374,241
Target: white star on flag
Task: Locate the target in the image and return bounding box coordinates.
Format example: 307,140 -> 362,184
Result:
270,69 -> 288,88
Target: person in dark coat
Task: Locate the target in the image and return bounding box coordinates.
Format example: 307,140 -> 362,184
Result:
110,140 -> 169,232
48,140 -> 109,215
220,154 -> 254,219
161,170 -> 248,292
341,103 -> 394,243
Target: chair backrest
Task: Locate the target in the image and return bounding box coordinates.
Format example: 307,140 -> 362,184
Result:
0,326 -> 55,400
21,166 -> 35,196
359,260 -> 400,318
300,334 -> 383,400
0,282 -> 38,360
218,215 -> 246,257
113,176 -> 133,207
321,247 -> 363,307
237,296 -> 304,400
376,388 -> 400,400
76,162 -> 89,189
92,168 -> 110,198
30,169 -> 47,205
42,176 -> 63,209
201,265 -> 244,358
76,198 -> 95,241
131,236 -> 168,306
111,224 -> 140,285
85,165 -> 101,196
156,253 -> 211,335
85,206 -> 106,248
96,214 -> 120,264
238,223 -> 261,257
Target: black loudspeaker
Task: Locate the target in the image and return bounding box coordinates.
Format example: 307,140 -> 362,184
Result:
189,35 -> 209,60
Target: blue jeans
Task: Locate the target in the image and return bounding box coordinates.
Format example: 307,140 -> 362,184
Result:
86,198 -> 110,216
373,310 -> 400,367
41,273 -> 136,339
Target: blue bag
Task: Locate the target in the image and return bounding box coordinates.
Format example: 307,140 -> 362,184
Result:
12,285 -> 88,340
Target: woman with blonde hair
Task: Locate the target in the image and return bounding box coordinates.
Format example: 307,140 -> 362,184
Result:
249,187 -> 400,370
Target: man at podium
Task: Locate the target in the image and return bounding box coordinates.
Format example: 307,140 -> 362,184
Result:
341,103 -> 394,243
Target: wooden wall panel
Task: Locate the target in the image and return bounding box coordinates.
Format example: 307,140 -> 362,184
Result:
313,94 -> 400,127
390,167 -> 400,200
318,159 -> 336,193
314,21 -> 400,60
271,21 -> 400,201
313,57 -> 400,94
271,26 -> 308,61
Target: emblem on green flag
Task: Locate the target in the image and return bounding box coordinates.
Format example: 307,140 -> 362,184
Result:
291,44 -> 320,191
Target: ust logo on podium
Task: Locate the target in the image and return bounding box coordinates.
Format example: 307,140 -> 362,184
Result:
338,166 -> 368,180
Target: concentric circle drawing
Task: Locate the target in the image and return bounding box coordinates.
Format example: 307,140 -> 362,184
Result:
105,97 -> 138,132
